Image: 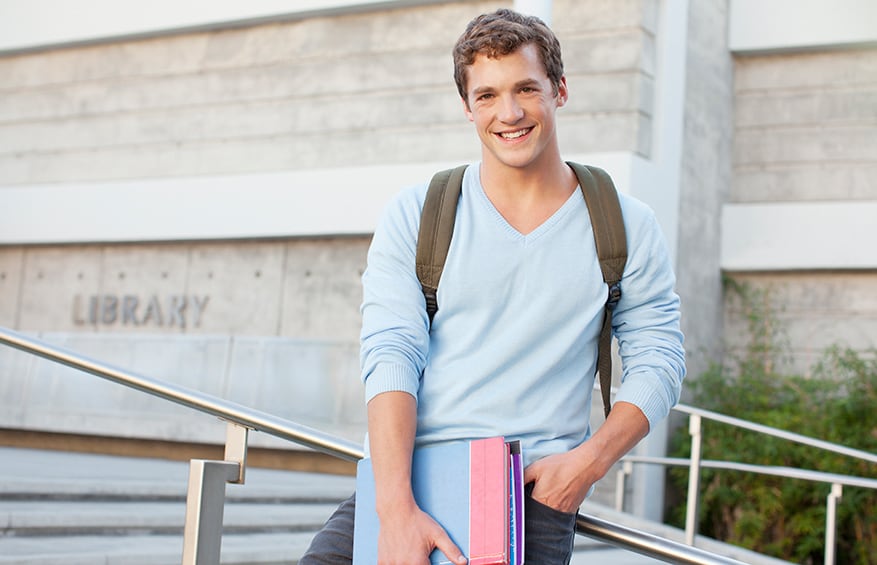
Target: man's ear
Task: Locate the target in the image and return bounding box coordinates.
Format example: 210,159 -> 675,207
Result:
556,75 -> 569,108
462,97 -> 474,122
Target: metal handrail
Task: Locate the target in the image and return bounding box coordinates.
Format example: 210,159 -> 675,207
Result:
623,455 -> 877,490
671,403 -> 877,464
612,404 -> 877,565
0,327 -> 362,461
0,326 -> 747,564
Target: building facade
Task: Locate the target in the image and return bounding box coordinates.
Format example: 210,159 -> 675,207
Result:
0,0 -> 875,518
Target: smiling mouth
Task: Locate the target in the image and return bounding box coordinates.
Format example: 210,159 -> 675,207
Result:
497,127 -> 533,140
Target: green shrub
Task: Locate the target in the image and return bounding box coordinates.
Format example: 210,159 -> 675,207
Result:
668,283 -> 877,564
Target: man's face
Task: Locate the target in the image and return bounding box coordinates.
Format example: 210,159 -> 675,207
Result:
463,43 -> 567,171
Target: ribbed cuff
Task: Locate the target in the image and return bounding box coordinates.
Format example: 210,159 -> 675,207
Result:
364,363 -> 421,404
613,378 -> 672,432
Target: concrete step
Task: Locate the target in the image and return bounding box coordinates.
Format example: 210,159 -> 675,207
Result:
0,499 -> 340,536
0,447 -> 355,564
0,447 -> 775,564
0,531 -> 316,565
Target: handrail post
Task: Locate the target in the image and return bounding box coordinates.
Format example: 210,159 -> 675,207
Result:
684,414 -> 703,546
224,420 -> 249,484
181,422 -> 250,564
824,482 -> 842,565
615,459 -> 633,512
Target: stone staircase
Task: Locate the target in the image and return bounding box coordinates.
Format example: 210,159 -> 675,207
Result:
0,447 -> 355,564
1,447 -> 786,565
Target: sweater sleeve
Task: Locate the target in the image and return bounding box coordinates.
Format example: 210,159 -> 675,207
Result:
359,184 -> 431,404
611,196 -> 687,430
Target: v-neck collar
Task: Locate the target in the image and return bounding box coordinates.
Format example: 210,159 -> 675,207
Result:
468,164 -> 583,243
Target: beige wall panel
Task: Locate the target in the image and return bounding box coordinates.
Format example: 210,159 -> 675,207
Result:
0,2 -> 496,90
0,48 -> 457,124
564,72 -> 652,116
13,333 -> 234,443
675,0 -> 734,380
733,164 -> 877,202
735,48 -> 877,92
723,272 -> 877,373
186,242 -> 286,335
0,345 -> 33,423
732,47 -> 877,203
96,244 -> 191,333
224,337 -> 364,444
280,237 -> 369,343
0,248 -> 24,326
723,322 -> 877,376
736,88 -> 877,129
17,246 -> 103,331
734,126 -> 875,168
554,0 -> 653,32
0,124 -> 482,185
0,89 -> 467,155
562,32 -> 655,77
0,35 -> 212,90
559,112 -> 651,156
0,0 -> 658,186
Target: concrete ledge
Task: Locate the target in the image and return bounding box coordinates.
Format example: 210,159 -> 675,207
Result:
0,0 -> 448,54
0,164 -> 449,244
729,0 -> 877,54
0,429 -> 357,476
721,200 -> 877,271
0,153 -> 641,245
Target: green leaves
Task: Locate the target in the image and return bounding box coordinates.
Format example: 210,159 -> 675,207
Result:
668,282 -> 877,564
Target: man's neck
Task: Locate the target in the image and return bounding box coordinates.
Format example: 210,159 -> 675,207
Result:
479,155 -> 577,235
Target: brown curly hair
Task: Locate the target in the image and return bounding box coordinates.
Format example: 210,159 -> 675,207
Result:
453,8 -> 564,104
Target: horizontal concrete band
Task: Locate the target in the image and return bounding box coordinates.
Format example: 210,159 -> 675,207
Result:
721,200 -> 877,271
0,0 -> 447,53
729,0 -> 877,53
0,153 -> 635,244
0,163 -> 452,243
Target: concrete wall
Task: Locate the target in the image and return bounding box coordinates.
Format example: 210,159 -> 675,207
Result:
723,272 -> 877,374
725,41 -> 877,373
0,0 -> 652,186
0,0 -> 662,455
0,332 -> 365,447
0,239 -> 369,340
675,0 -> 734,383
733,48 -> 877,203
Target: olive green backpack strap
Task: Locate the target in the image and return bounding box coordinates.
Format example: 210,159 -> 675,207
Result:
568,162 -> 628,418
415,165 -> 468,324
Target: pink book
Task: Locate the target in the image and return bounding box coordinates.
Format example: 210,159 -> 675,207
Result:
469,436 -> 509,565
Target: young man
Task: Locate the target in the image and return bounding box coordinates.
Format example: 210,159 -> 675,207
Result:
301,8 -> 685,564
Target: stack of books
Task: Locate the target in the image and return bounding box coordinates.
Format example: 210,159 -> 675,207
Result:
354,436 -> 525,565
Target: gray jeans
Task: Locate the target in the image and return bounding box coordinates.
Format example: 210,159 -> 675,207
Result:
299,486 -> 577,564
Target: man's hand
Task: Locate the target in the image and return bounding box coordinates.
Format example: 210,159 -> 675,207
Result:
524,402 -> 651,514
368,391 -> 467,564
523,448 -> 594,513
377,502 -> 467,565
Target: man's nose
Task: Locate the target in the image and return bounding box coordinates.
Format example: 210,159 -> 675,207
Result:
498,95 -> 524,123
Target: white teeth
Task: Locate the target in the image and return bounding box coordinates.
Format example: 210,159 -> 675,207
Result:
500,129 -> 529,139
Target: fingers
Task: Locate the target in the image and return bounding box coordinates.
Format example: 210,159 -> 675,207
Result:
522,461 -> 539,484
433,530 -> 467,565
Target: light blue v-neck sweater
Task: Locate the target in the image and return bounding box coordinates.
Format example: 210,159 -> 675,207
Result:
360,164 -> 685,466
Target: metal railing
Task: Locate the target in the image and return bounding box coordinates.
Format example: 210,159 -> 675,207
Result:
613,405 -> 877,565
1,326 -> 752,564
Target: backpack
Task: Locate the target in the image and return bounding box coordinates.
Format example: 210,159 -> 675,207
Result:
415,162 -> 627,418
